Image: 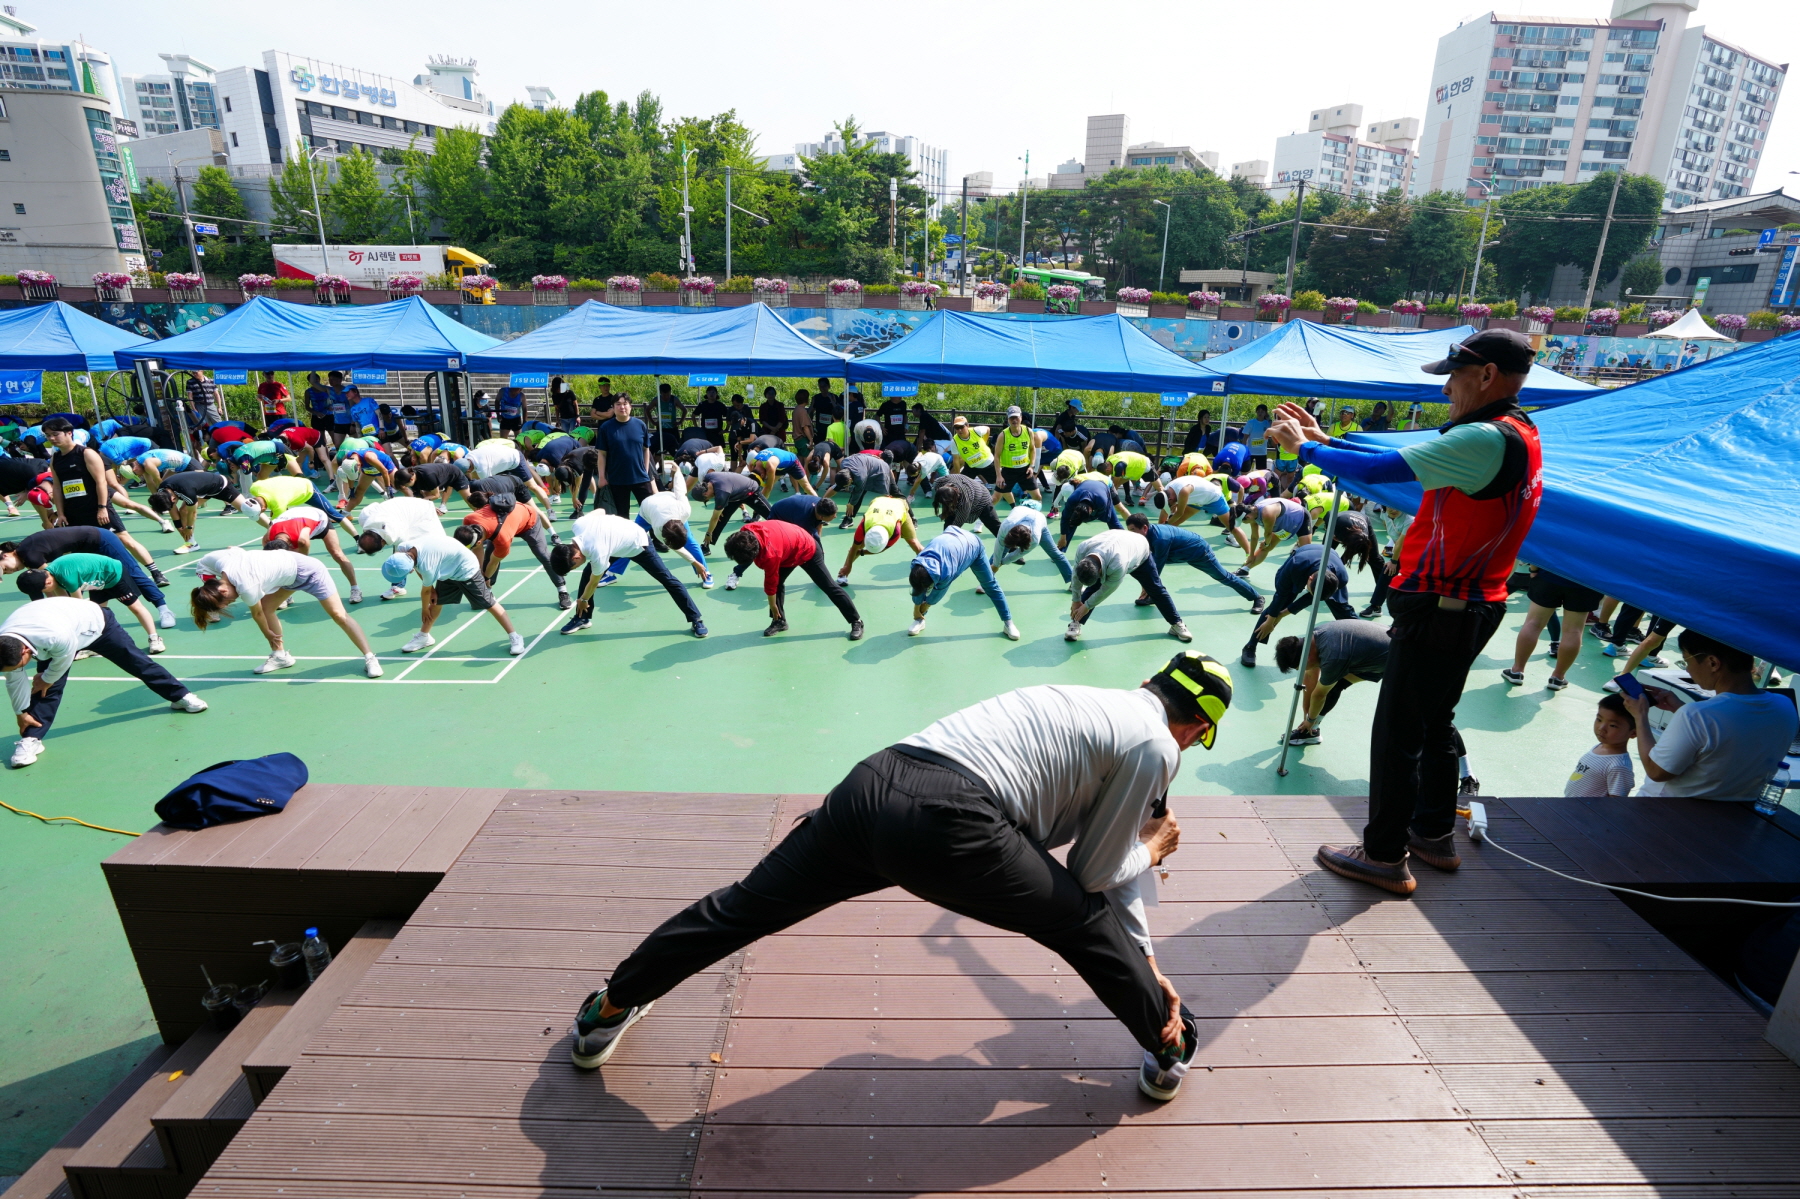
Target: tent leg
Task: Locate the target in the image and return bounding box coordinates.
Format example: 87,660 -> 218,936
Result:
85,374 -> 102,423
1274,478 -> 1343,778
1220,394 -> 1231,454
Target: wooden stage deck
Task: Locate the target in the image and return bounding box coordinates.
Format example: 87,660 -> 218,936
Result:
137,791 -> 1800,1195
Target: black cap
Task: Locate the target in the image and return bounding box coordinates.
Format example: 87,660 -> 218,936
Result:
1420,328 -> 1535,376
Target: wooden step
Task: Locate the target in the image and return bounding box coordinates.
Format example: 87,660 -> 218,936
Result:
61,1026 -> 226,1199
5,1045 -> 176,1199
242,919 -> 402,1102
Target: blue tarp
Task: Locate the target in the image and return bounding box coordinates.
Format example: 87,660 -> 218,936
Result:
112,296 -> 500,371
1344,332 -> 1800,667
844,310 -> 1219,393
464,301 -> 847,376
0,301 -> 153,371
1191,320 -> 1598,408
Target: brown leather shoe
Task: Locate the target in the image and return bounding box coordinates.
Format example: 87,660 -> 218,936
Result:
1316,843 -> 1416,896
1407,831 -> 1461,871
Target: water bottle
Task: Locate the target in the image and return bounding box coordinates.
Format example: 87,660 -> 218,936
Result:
301,927 -> 333,981
1756,761 -> 1790,816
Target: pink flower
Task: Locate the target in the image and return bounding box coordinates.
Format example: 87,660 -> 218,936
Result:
1045,284 -> 1080,300
1117,287 -> 1153,303
532,275 -> 569,290
1458,302 -> 1492,318
1258,293 -> 1292,311
164,272 -> 204,290
902,281 -> 942,297
1714,313 -> 1748,330
607,275 -> 644,291
1187,291 -> 1223,308
752,277 -> 788,293
828,278 -> 863,295
1390,299 -> 1426,315
1522,306 -> 1556,322
92,272 -> 132,289
974,281 -> 1009,299
1777,314 -> 1800,332
461,275 -> 498,290
1648,309 -> 1680,327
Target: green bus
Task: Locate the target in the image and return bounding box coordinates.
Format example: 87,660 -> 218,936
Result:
1007,266 -> 1107,312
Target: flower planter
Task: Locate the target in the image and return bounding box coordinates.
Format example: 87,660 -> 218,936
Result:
1184,307 -> 1219,321
1523,319 -> 1549,334
605,287 -> 643,306
1082,301 -> 1119,316
715,293 -> 753,307
642,292 -> 679,306
1353,311 -> 1392,327
936,295 -> 974,312
1008,299 -> 1046,314
1219,306 -> 1257,322
347,290 -> 389,305
1422,314 -> 1458,329
495,290 -> 531,306
1615,323 -> 1650,337
825,292 -> 862,309
533,288 -> 569,306
1389,313 -> 1421,328
271,290 -> 316,304
243,287 -> 276,302
899,293 -> 932,311
971,297 -> 1009,313
679,291 -> 715,307
388,288 -> 424,302
1484,317 -> 1521,332
1461,316 -> 1490,330
1550,321 -> 1585,335
423,290 -> 461,305
1291,309 -> 1326,322
792,294 -> 827,308
169,287 -> 206,303
1740,328 -> 1777,342
751,290 -> 788,308
1148,304 -> 1186,319
56,286 -> 97,303
863,293 -> 898,309
21,283 -> 59,302
94,285 -> 132,303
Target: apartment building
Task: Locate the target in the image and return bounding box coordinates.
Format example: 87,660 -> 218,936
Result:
1269,103 -> 1420,198
1415,1 -> 1785,208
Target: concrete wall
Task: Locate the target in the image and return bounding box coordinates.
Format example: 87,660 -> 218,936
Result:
0,88 -> 128,280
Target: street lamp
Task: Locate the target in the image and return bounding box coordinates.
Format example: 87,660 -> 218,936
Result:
1467,178 -> 1497,305
1153,199 -> 1172,293
299,141 -> 332,275
723,165 -> 769,281
165,152 -> 220,276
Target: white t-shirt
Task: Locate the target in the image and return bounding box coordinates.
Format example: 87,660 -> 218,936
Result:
572,511 -> 650,564
914,451 -> 946,477
993,504 -> 1048,567
468,440 -> 524,479
1564,747 -> 1635,797
694,451 -> 728,479
361,497 -> 443,547
1639,691 -> 1798,798
195,546 -> 302,606
398,533 -> 478,585
639,487 -> 690,528
1170,476 -> 1224,508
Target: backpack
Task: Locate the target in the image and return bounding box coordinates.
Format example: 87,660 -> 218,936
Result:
153,753 -> 309,830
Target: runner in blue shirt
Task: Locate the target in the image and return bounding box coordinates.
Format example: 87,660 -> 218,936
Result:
496,385 -> 527,434
97,435 -> 155,468
746,445 -> 816,497
907,524 -> 1018,641
124,446 -> 193,490
1056,477 -> 1126,548
338,446 -> 396,513
1127,513 -> 1262,613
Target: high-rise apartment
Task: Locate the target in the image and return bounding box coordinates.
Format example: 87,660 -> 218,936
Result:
1414,1 -> 1786,209
118,54 -> 221,137
792,129 -> 950,208
1269,103 -> 1420,198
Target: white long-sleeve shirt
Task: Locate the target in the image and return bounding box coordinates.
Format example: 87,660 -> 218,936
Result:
639,471 -> 691,527
1071,528 -> 1150,611
899,684 -> 1179,953
2,596 -> 106,711
360,497 -> 442,547
992,504 -> 1049,569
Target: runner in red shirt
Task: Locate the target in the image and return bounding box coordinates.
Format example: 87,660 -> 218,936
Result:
723,517 -> 862,640
257,371 -> 289,419
276,423 -> 332,474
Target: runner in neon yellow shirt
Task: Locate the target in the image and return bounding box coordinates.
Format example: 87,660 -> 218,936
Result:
837,495 -> 925,581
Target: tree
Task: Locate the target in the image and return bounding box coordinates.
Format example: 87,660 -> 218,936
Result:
1401,190 -> 1480,298
1484,172 -> 1663,300
131,179 -> 183,259
1301,193 -> 1408,300
416,127 -> 490,247
269,155 -> 329,244
326,150 -> 392,243
189,166 -> 271,276
1619,252 -> 1664,300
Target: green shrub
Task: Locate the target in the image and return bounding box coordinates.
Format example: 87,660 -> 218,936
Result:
1553,305 -> 1588,322
1292,289 -> 1326,311
718,276 -> 755,293
1619,302 -> 1646,322
1487,300 -> 1518,318
1747,311 -> 1782,330
1010,281 -> 1044,300
271,278 -> 314,290
1782,223 -> 1800,232
645,271 -> 681,291
1424,300 -> 1460,315
863,284 -> 900,295
567,278 -> 609,290
1149,291 -> 1188,305
1356,299 -> 1379,314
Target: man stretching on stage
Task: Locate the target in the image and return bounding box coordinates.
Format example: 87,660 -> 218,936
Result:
567,656 -> 1235,1104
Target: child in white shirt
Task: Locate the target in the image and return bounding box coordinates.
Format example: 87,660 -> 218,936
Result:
1564,692 -> 1637,796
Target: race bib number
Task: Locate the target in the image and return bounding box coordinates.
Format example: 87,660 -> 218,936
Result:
704,419 -> 719,429
61,478 -> 87,498
332,403 -> 348,416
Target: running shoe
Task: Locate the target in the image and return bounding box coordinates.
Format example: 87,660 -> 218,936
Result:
1138,1008 -> 1199,1102
1240,640 -> 1257,668
1458,775 -> 1481,797
1644,653 -> 1669,668
171,694 -> 208,713
1250,597 -> 1266,615
1169,621 -> 1193,643
1234,567 -> 1250,578
401,631 -> 436,653
908,617 -> 927,637
346,585 -> 363,604
557,588 -> 573,610
1603,678 -> 1622,694
560,613 -> 591,635
10,736 -> 43,768
723,573 -> 740,591
595,573 -> 619,588
1286,727 -> 1321,746
847,620 -> 864,641
1546,641 -> 1558,654
1407,830 -> 1461,871
1002,620 -> 1020,641
570,989 -> 655,1070
508,632 -> 526,656
363,653 -> 384,678
838,515 -> 854,530
381,585 -> 407,601
255,650 -> 297,674
1545,675 -> 1569,691
158,521 -> 177,535
692,620 -> 708,639
1500,668 -> 1525,685
435,503 -> 449,515
149,567 -> 170,588
1064,620 -> 1082,642
1315,843 -> 1416,895
147,635 -> 166,655
1602,642 -> 1622,658
1358,603 -> 1382,619
763,618 -> 788,637
157,605 -> 176,629
1134,593 -> 1154,607
701,574 -> 716,590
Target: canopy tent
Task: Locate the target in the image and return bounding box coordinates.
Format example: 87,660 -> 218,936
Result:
1344,332 -> 1800,667
112,295 -> 500,370
1189,320 -> 1599,408
1644,307 -> 1734,341
464,301 -> 847,376
0,301 -> 153,371
843,310 -> 1218,393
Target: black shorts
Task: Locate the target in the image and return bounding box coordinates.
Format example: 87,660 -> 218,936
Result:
1525,571 -> 1602,614
500,416 -> 523,433
1000,465 -> 1038,489
311,414 -> 336,432
962,461 -> 997,484
1647,615 -> 1677,638
433,573 -> 497,611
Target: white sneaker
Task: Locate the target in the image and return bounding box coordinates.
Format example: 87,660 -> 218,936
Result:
255,649 -> 297,674
147,635 -> 166,655
508,632 -> 526,656
1002,620 -> 1020,641
908,617 -> 927,637
171,694 -> 207,713
10,736 -> 43,767
1064,620 -> 1082,642
363,653 -> 383,678
159,521 -> 177,535
381,585 -> 407,601
157,605 -> 176,629
595,574 -> 618,588
1169,620 -> 1193,643
723,574 -> 740,591
401,631 -> 435,653
701,575 -> 715,590
348,584 -> 363,604
174,542 -> 199,554
435,502 -> 449,515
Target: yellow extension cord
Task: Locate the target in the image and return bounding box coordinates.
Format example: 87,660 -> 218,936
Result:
1,798 -> 139,837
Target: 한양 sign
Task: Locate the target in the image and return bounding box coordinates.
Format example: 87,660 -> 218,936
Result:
0,370 -> 44,402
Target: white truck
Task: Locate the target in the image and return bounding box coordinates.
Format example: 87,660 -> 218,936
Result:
272,244 -> 492,289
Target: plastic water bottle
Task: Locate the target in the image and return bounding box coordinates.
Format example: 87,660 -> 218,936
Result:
1756,762 -> 1790,816
301,927 -> 333,981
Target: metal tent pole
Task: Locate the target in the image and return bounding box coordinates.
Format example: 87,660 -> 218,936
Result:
84,373 -> 102,422
1275,477 -> 1343,778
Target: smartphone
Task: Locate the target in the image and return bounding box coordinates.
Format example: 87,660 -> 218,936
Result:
1614,673 -> 1645,699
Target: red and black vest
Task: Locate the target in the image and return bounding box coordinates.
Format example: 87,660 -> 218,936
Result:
1394,402 -> 1542,602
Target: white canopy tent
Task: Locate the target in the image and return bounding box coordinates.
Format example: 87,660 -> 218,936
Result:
1643,308 -> 1735,341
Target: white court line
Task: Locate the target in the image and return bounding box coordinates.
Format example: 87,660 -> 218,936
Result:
388,567 -> 546,683
140,653 -> 519,662
486,600 -> 570,684
64,674 -> 502,686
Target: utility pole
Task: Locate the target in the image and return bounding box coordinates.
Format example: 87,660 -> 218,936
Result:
679,141 -> 695,276
303,144 -> 329,273
1153,198 -> 1172,293
888,176 -> 897,252
168,162 -> 199,276
1284,177 -> 1306,298
1468,179 -> 1495,303
1582,165 -> 1626,312
958,176 -> 969,295
724,166 -> 732,281
1018,151 -> 1030,268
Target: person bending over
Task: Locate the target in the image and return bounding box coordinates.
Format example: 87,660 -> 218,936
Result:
16,552 -> 165,654
991,499 -> 1073,584
907,524 -> 1018,641
191,544 -> 381,678
724,493 -> 835,591
695,469 -> 773,552
933,472 -> 1002,537
382,530 -> 525,657
723,520 -> 862,641
1126,514 -> 1260,613
263,504 -> 362,603
838,495 -> 922,583
1067,528 -> 1188,645
1056,477 -> 1129,550
551,511 -> 706,640
150,471 -> 262,554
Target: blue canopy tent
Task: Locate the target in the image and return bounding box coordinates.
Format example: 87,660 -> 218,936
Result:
0,301 -> 153,371
1190,320 -> 1598,408
843,310 -> 1217,393
464,300 -> 847,376
111,295 -> 500,370
1344,333 -> 1800,667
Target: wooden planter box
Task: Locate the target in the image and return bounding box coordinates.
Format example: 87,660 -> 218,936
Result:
1147,303 -> 1185,319
419,290 -> 461,304
1007,299 -> 1046,314
936,295 -> 973,312
196,289 -> 237,305
59,285 -> 98,303
1353,311 -> 1392,327
1484,317 -> 1522,332
1739,328 -> 1776,342
1550,321 -> 1585,334
862,293 -> 898,309
492,290 -> 531,306
1082,301 -> 1119,316
715,293 -> 753,307
792,293 -> 826,308
1291,309 -> 1326,322
272,290 -> 317,304
1614,323 -> 1650,337
642,291 -> 679,306
1423,314 -> 1459,329
1219,306 -> 1257,322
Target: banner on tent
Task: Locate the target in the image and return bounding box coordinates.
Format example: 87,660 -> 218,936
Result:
1160,392 -> 1193,406
508,372 -> 549,388
211,369 -> 249,385
688,373 -> 728,387
880,382 -> 919,397
352,369 -> 388,386
0,370 -> 42,402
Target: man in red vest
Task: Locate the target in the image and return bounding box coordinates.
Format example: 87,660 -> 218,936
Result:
1267,329 -> 1544,895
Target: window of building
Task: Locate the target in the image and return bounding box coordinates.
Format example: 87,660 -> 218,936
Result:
223,96 -> 231,113
12,203 -> 22,214
1688,264 -> 1757,285
230,131 -> 238,147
